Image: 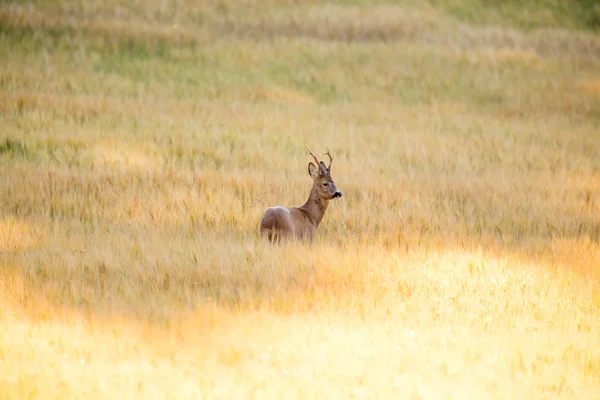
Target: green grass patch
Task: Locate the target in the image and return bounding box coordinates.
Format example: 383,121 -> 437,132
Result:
0,139 -> 28,159
427,0 -> 600,31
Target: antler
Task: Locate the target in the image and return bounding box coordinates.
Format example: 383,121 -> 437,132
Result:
306,145 -> 320,165
306,145 -> 327,175
323,147 -> 333,172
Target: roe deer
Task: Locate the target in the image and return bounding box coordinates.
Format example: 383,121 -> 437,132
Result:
260,146 -> 342,242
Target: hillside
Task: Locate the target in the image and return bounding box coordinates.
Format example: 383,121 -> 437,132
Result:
1,0 -> 600,398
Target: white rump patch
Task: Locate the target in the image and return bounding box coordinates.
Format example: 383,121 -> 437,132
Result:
270,206 -> 291,216
266,206 -> 293,227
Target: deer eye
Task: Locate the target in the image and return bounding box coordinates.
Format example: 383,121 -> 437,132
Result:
322,182 -> 329,187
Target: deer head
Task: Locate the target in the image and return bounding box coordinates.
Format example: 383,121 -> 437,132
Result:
306,145 -> 342,200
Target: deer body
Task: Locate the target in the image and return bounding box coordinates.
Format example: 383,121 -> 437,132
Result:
260,147 -> 342,242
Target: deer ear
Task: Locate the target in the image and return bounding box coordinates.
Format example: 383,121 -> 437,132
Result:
308,162 -> 319,179
319,161 -> 328,173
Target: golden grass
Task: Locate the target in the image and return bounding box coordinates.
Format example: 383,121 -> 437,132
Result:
0,218 -> 45,253
1,0 -> 600,398
580,77 -> 600,94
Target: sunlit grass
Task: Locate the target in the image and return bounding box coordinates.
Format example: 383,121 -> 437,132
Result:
1,0 -> 599,398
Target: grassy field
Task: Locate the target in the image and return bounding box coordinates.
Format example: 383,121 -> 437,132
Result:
1,0 -> 600,398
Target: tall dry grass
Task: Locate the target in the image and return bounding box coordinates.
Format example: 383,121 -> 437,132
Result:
1,0 -> 599,398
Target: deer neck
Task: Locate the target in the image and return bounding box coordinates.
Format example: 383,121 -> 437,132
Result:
300,186 -> 329,227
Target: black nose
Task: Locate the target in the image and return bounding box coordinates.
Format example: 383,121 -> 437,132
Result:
333,191 -> 342,198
